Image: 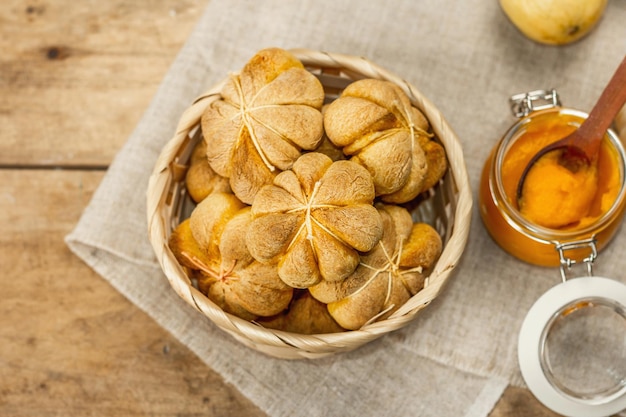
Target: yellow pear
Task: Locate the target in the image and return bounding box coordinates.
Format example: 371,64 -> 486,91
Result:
499,0 -> 608,45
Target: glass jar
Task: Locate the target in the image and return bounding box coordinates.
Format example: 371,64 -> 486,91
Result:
518,275 -> 626,417
479,89 -> 626,267
481,89 -> 626,417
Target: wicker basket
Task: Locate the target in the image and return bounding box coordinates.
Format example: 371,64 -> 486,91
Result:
147,49 -> 472,359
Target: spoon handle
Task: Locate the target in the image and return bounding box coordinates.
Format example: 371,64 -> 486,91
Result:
577,55 -> 626,153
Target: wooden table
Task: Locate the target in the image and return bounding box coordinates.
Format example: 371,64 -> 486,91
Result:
0,1 -> 585,415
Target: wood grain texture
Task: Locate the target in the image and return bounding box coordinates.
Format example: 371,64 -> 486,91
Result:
0,1 -> 595,416
0,0 -> 204,167
489,386 -> 561,417
0,169 -> 265,417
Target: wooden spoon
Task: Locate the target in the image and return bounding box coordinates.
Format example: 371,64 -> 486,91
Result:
517,55 -> 626,205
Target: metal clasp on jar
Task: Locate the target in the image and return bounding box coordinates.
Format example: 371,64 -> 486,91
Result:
554,237 -> 598,282
510,89 -> 561,118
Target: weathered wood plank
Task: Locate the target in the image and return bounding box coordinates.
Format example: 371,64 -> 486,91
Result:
0,0 -> 203,167
490,386 -> 561,417
0,169 -> 264,417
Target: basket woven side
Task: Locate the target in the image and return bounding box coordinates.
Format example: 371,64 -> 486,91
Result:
147,49 -> 472,359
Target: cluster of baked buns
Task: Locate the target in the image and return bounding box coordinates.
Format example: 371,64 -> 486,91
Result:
169,48 -> 446,333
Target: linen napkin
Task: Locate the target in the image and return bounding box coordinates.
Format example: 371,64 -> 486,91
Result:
66,1 -> 626,416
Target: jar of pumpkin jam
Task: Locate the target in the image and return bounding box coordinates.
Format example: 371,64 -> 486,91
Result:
479,89 -> 626,267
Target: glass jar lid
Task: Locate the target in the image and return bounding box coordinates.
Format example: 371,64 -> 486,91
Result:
518,276 -> 626,417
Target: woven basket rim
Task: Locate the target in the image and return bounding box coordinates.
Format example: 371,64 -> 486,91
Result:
147,48 -> 473,359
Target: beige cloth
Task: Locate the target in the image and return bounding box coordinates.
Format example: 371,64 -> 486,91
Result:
66,1 -> 626,416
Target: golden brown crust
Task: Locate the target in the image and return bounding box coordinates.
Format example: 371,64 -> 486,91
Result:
201,48 -> 325,204
323,79 -> 432,203
398,222 -> 442,294
172,194 -> 293,320
185,140 -> 231,203
168,219 -> 211,271
416,137 -> 448,194
247,152 -> 383,288
312,205 -> 442,330
257,290 -> 346,334
188,192 -> 245,259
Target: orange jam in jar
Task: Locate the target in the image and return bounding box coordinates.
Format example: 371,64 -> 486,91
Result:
479,106 -> 626,266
